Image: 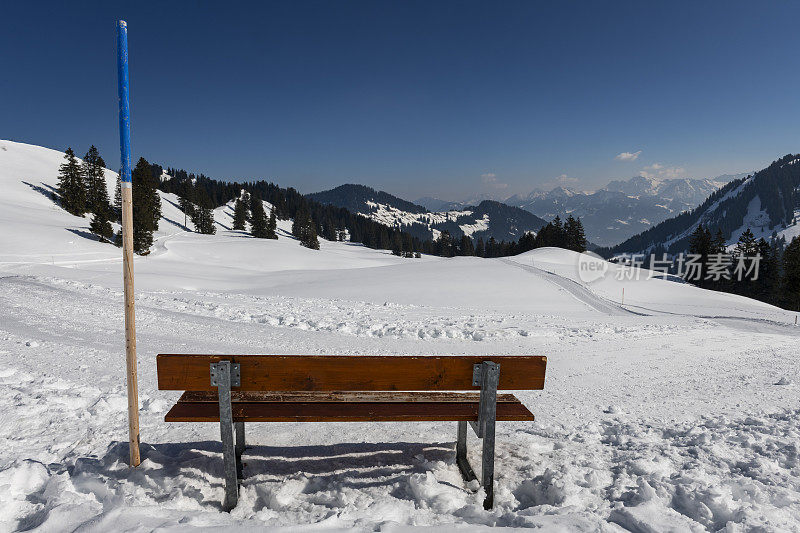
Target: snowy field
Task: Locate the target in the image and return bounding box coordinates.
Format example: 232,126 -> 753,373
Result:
1,141 -> 800,532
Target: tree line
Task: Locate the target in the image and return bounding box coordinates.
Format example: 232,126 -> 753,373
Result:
56,150 -> 588,259
430,215 -> 587,257
677,223 -> 800,310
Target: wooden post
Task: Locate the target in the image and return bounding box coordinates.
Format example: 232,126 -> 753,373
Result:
117,20 -> 140,467
621,287 -> 624,306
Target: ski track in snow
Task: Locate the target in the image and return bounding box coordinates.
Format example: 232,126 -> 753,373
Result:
500,259 -> 640,317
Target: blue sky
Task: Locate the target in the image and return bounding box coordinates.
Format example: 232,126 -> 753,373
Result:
3,1 -> 800,201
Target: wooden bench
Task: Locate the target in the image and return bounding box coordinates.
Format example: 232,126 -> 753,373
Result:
157,354 -> 547,511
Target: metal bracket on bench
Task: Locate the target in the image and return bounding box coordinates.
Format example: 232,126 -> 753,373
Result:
211,362 -> 240,387
458,361 -> 500,510
211,361 -> 240,511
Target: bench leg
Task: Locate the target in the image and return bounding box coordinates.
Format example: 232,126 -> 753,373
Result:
235,421 -> 245,480
478,362 -> 499,510
215,361 -> 239,512
456,421 -> 477,482
481,405 -> 497,509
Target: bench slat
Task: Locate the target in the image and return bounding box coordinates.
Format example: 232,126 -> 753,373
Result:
157,354 -> 546,391
165,400 -> 535,422
177,391 -> 523,403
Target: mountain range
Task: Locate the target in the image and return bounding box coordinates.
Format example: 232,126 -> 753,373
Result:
602,157 -> 800,255
416,174 -> 748,246
307,184 -> 547,243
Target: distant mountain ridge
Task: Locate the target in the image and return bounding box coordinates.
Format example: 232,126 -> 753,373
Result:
308,184 -> 547,242
504,174 -> 744,247
602,158 -> 800,255
418,173 -> 745,247
308,184 -> 428,215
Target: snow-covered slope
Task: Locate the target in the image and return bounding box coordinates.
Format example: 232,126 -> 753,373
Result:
2,140 -> 800,531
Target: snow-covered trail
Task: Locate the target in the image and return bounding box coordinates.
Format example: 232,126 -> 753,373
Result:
500,258 -> 638,317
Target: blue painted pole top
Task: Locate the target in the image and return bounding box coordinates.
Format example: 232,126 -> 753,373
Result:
117,20 -> 132,184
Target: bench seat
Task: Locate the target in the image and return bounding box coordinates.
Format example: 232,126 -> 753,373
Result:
165,391 -> 535,422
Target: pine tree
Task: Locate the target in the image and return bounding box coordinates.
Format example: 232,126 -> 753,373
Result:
178,182 -> 197,226
131,158 -> 162,254
486,236 -> 497,258
302,218 -> 320,249
755,237 -> 779,301
733,228 -> 758,257
56,148 -> 86,215
782,237 -> 800,310
89,211 -> 114,241
688,224 -> 712,284
475,237 -> 485,258
83,146 -> 111,216
188,186 -> 215,234
565,215 -> 587,252
391,232 -> 403,256
232,197 -> 247,231
460,235 -> 475,256
292,205 -> 319,249
250,194 -> 270,238
435,231 -> 455,257
266,208 -> 278,239
192,206 -> 216,234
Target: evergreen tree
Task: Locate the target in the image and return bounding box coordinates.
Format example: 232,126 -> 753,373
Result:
712,229 -> 727,254
188,186 -> 216,234
178,182 -> 196,226
292,205 -> 319,249
250,194 -> 270,238
391,232 -> 403,256
782,237 -> 800,310
192,206 -> 216,234
475,237 -> 485,258
565,215 -> 587,252
486,236 -> 498,258
131,158 -> 162,254
459,234 -> 475,256
232,197 -> 248,231
733,228 -> 758,257
266,208 -> 278,239
56,148 -> 86,215
754,237 -> 780,301
688,223 -> 713,284
89,211 -> 114,241
83,146 -> 111,216
303,220 -> 320,249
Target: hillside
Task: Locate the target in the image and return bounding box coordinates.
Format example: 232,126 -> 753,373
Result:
2,140 -> 800,531
308,184 -> 428,215
605,155 -> 800,255
308,184 -> 547,242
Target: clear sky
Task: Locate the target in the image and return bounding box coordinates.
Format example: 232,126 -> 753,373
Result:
3,1 -> 800,201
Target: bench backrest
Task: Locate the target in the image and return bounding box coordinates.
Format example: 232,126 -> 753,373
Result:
157,354 -> 546,391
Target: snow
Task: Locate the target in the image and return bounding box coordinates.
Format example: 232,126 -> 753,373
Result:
363,200 -> 491,240
2,140 -> 800,531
